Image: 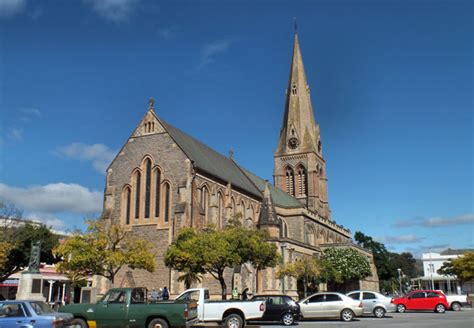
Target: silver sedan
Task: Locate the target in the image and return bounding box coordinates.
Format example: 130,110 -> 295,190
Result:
346,290 -> 397,318
299,292 -> 364,322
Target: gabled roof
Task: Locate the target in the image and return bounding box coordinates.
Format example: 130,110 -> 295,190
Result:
160,119 -> 262,198
159,118 -> 303,209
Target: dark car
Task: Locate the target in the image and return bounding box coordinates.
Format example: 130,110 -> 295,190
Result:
249,294 -> 300,326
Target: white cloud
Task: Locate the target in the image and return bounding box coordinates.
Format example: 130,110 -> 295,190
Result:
27,212 -> 66,230
0,183 -> 102,214
158,25 -> 178,40
55,142 -> 115,173
0,0 -> 26,18
8,127 -> 23,140
20,107 -> 41,118
396,214 -> 474,228
199,39 -> 231,68
376,234 -> 424,244
84,0 -> 140,22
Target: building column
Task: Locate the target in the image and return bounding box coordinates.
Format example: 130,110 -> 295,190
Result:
47,280 -> 55,303
61,283 -> 66,305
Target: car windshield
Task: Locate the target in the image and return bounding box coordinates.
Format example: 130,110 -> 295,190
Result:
30,302 -> 54,315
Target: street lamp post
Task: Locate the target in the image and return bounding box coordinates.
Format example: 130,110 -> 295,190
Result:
397,268 -> 402,295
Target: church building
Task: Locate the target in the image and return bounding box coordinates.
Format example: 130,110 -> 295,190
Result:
98,33 -> 379,297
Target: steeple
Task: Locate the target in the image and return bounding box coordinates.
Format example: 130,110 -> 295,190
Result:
273,32 -> 330,218
275,33 -> 319,156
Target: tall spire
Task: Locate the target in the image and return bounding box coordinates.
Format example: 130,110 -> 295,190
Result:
273,32 -> 330,218
275,32 -> 319,156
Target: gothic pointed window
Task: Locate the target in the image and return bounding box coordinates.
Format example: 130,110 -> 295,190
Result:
285,166 -> 295,196
123,187 -> 131,225
163,183 -> 171,222
296,165 -> 308,196
154,168 -> 161,218
200,186 -> 209,221
144,159 -> 152,218
134,171 -> 141,219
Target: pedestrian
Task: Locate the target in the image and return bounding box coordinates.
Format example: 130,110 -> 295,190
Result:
162,286 -> 169,300
241,288 -> 249,300
232,287 -> 238,299
150,289 -> 159,302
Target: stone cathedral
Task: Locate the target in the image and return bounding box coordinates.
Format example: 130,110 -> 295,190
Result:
98,33 -> 379,297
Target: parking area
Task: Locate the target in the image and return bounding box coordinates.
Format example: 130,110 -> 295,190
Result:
244,309 -> 473,328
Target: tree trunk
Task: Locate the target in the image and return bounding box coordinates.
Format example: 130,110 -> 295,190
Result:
219,275 -> 227,300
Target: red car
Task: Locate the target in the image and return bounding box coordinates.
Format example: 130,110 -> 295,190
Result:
392,290 -> 449,313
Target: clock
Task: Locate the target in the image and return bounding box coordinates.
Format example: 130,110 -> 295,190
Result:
288,137 -> 299,149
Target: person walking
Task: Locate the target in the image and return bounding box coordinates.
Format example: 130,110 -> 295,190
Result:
162,286 -> 169,300
241,288 -> 249,300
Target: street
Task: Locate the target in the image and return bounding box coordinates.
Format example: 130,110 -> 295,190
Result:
246,309 -> 474,328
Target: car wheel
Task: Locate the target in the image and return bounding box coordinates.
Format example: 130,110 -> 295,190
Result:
71,318 -> 88,328
435,304 -> 446,313
148,318 -> 169,328
281,313 -> 294,326
451,302 -> 461,311
340,308 -> 354,322
397,304 -> 406,313
224,313 -> 244,328
373,307 -> 386,318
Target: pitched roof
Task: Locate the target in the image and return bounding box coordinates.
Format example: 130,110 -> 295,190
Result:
160,119 -> 262,198
160,118 -> 303,209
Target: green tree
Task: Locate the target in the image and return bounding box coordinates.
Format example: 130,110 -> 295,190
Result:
276,256 -> 321,298
54,219 -> 155,285
0,203 -> 60,282
438,252 -> 474,282
321,247 -> 371,291
165,226 -> 279,300
354,231 -> 394,281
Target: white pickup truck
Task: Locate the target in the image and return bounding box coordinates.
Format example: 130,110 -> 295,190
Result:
175,288 -> 265,328
439,292 -> 470,311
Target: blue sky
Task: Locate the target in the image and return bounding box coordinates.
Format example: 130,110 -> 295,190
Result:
0,0 -> 472,257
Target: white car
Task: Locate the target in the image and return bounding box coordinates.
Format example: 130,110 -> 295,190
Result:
347,290 -> 397,317
299,292 -> 363,322
175,288 -> 265,328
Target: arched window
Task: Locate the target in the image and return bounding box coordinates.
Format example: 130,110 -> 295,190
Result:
285,166 -> 295,196
217,192 -> 224,229
144,159 -> 152,218
296,165 -> 308,196
123,187 -> 131,225
163,183 -> 171,222
200,186 -> 209,220
134,171 -> 141,219
292,83 -> 297,95
154,168 -> 161,218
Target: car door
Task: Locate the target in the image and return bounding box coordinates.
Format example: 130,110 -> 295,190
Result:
0,302 -> 32,328
323,294 -> 344,317
252,297 -> 270,321
265,297 -> 283,321
425,292 -> 441,310
362,292 -> 378,314
94,290 -> 129,328
347,292 -> 363,312
301,294 -> 325,318
408,292 -> 426,310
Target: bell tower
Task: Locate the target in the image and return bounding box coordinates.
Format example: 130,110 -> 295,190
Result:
273,33 -> 330,218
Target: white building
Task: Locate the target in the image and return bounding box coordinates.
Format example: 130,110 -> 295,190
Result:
412,250 -> 473,294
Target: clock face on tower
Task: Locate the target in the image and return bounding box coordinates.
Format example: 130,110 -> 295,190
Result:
288,137 -> 299,149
